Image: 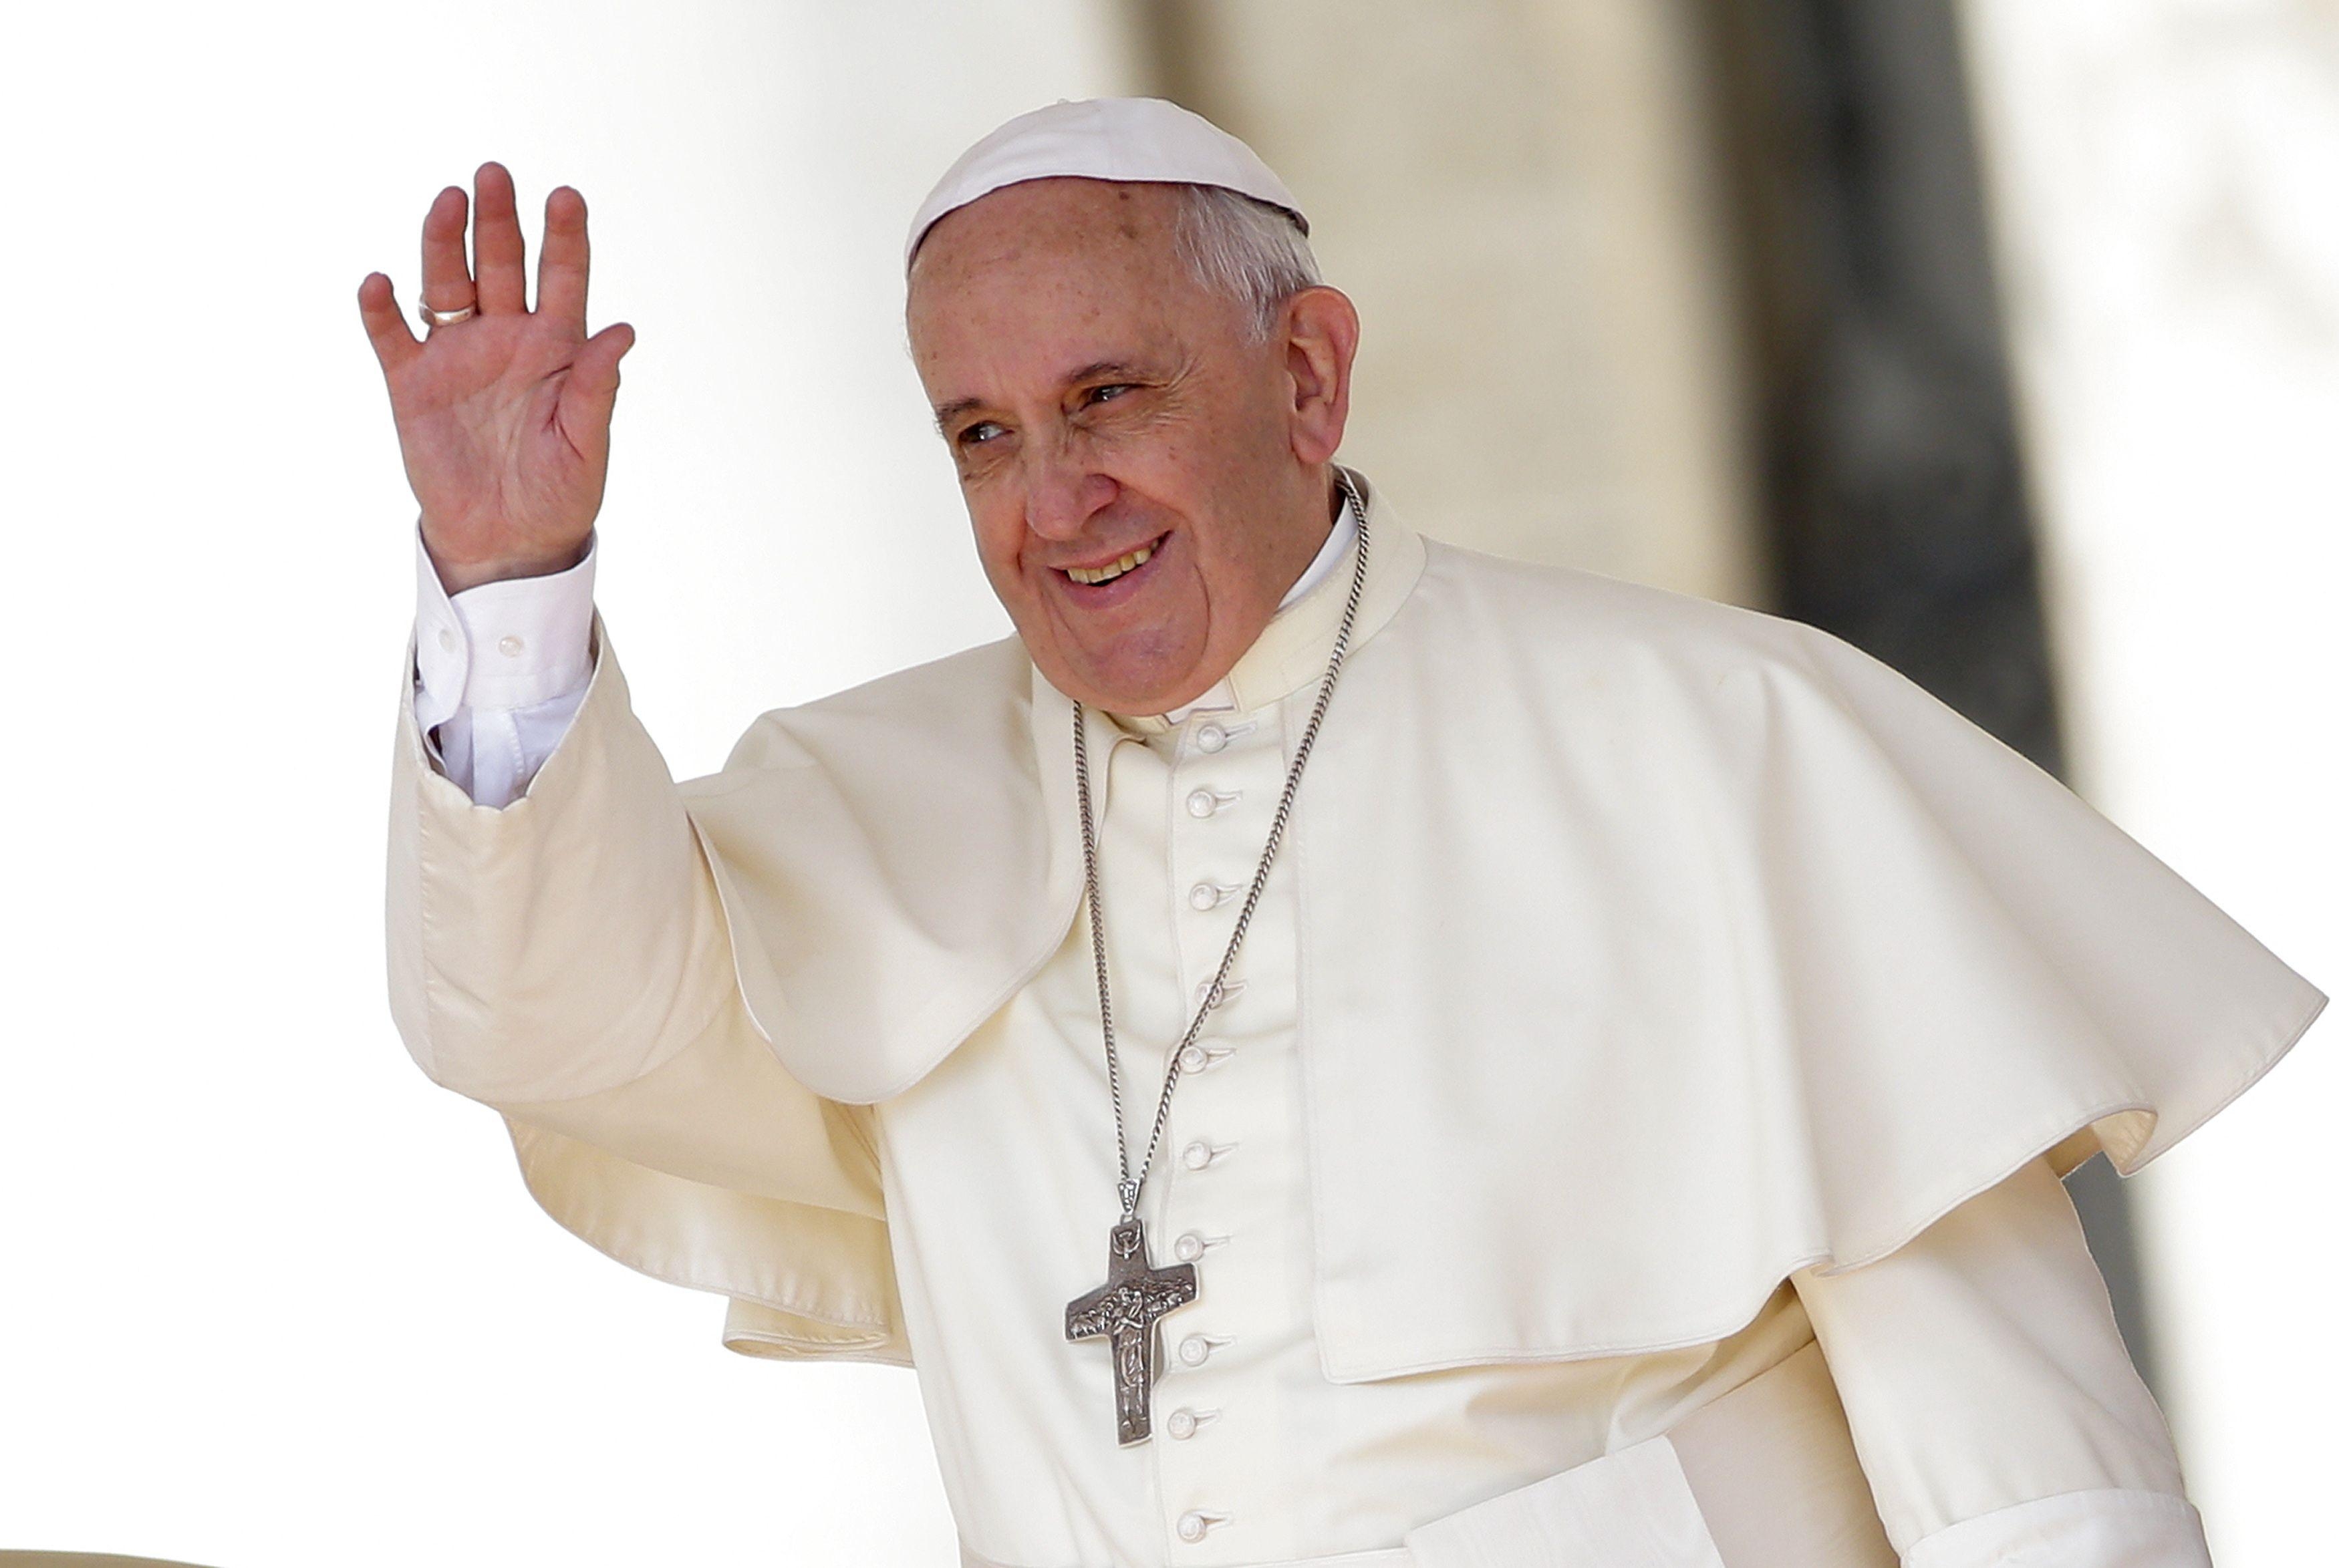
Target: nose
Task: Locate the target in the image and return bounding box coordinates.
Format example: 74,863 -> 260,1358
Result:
1022,446 -> 1117,541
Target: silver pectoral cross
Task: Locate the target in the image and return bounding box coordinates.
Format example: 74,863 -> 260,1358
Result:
1064,1217 -> 1198,1445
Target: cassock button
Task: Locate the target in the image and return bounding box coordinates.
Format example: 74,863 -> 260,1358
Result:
1181,1140 -> 1217,1171
1177,1511 -> 1214,1542
1174,1231 -> 1207,1263
1178,1045 -> 1209,1075
1186,789 -> 1220,819
1188,883 -> 1223,912
436,627 -> 457,653
497,634 -> 525,657
1166,1407 -> 1200,1440
1196,977 -> 1246,1008
1195,724 -> 1228,754
1178,1335 -> 1212,1368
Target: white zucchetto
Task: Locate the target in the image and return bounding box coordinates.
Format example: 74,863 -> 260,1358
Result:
905,96 -> 1308,271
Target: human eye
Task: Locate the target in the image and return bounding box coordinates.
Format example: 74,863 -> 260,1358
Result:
1086,383 -> 1135,406
956,419 -> 1008,448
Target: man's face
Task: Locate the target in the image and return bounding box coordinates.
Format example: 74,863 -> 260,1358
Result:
907,178 -> 1343,714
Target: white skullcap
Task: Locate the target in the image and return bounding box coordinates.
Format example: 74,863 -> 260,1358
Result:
905,96 -> 1306,272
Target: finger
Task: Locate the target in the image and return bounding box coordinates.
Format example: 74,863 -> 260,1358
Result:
472,161 -> 528,315
358,273 -> 421,374
420,184 -> 476,316
559,321 -> 637,456
537,186 -> 591,331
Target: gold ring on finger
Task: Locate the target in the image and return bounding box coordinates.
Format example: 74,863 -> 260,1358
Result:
418,301 -> 478,329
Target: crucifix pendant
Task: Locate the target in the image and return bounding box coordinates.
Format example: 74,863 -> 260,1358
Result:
1064,1217 -> 1199,1445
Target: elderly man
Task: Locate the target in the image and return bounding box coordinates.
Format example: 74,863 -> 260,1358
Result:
362,100 -> 2318,1568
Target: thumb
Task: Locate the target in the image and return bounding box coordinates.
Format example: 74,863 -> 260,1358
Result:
562,321 -> 637,452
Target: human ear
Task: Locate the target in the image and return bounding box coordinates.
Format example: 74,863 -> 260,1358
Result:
1282,285 -> 1361,466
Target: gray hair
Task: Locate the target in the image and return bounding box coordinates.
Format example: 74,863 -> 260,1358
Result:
1172,183 -> 1323,341
905,181 -> 1323,342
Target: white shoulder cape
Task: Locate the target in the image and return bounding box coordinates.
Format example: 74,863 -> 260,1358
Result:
672,504 -> 2322,1379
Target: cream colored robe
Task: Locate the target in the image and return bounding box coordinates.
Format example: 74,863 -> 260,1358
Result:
386,480 -> 2320,1565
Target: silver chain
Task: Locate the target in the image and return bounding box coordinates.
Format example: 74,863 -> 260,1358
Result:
1073,473 -> 1372,1223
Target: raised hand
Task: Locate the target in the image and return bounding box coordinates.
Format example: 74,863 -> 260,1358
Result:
359,163 -> 636,592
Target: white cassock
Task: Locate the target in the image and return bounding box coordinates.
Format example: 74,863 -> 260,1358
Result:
388,472 -> 2322,1568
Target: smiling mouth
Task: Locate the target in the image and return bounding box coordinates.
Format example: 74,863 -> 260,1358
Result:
1061,534 -> 1166,587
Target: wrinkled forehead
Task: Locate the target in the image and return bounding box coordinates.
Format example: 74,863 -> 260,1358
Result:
904,180 -> 1216,366
908,177 -> 1186,291
904,182 -> 1237,400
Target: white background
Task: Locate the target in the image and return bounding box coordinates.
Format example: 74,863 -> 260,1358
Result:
0,2 -> 2330,1564
1,4 -> 1129,1562
1961,3 -> 2339,1561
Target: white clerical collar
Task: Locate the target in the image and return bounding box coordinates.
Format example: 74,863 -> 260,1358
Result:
1276,488 -> 1361,615
1145,492 -> 1359,728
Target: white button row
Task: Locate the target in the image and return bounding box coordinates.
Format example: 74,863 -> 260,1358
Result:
1164,710 -> 1263,1533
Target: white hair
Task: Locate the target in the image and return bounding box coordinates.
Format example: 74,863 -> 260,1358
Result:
904,180 -> 1322,342
1171,183 -> 1323,341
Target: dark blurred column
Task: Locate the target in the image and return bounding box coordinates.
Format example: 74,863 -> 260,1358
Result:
1691,0 -> 2157,1384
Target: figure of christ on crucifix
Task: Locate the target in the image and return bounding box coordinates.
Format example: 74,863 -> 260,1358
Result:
1065,1219 -> 1200,1445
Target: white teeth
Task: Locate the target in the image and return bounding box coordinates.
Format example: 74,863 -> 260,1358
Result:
1067,543 -> 1155,586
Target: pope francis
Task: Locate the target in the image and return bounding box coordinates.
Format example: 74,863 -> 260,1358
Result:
360,100 -> 2322,1568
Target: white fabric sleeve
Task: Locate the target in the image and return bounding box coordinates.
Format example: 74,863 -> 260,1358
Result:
410,525 -> 597,808
1792,1158 -> 2210,1567
386,623 -> 906,1362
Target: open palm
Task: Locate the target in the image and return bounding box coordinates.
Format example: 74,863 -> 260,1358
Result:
359,163 -> 636,593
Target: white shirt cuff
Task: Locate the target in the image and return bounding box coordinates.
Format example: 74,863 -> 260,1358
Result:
1905,1488 -> 2210,1568
412,524 -> 597,728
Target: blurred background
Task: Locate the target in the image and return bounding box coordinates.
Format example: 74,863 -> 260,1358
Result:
1,1 -> 2330,1563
